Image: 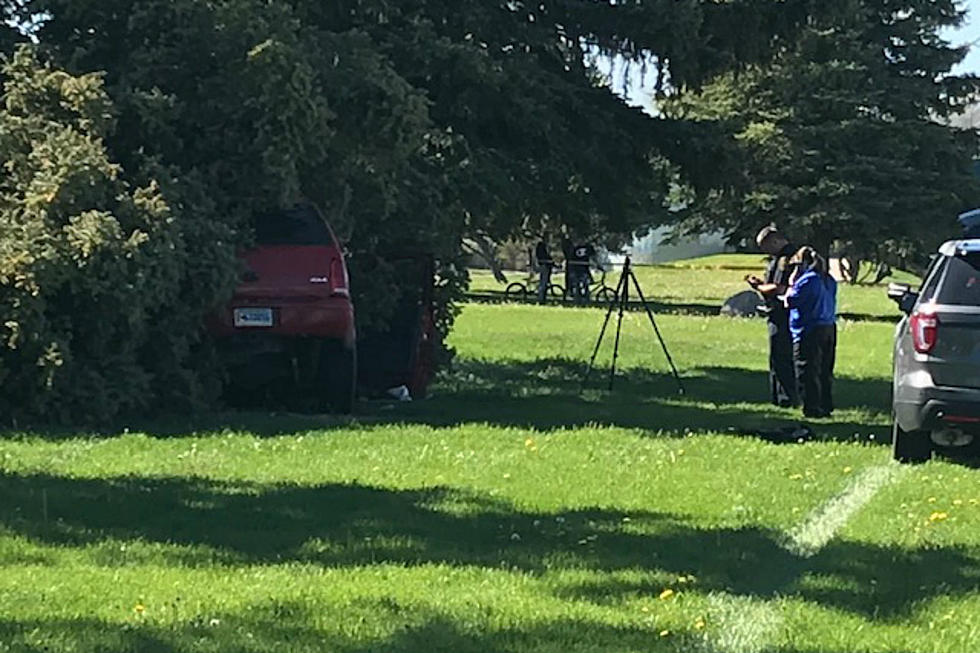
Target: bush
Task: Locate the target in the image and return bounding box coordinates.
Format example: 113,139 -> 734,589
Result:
0,47 -> 237,424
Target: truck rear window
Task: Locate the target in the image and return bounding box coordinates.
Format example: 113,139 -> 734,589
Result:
935,253 -> 980,306
254,207 -> 333,246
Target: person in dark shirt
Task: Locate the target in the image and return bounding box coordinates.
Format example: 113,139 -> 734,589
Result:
746,226 -> 798,407
567,242 -> 596,303
534,236 -> 555,304
784,246 -> 838,418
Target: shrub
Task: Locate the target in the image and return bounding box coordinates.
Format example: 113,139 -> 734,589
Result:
0,47 -> 237,424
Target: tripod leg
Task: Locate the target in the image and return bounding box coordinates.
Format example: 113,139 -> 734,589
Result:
583,271 -> 627,387
608,273 -> 629,391
630,270 -> 686,395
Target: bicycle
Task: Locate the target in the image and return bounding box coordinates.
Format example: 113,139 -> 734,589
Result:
567,264 -> 618,304
590,267 -> 619,304
504,266 -> 565,302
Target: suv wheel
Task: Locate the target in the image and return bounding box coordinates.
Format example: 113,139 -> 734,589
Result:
318,339 -> 356,414
892,420 -> 931,464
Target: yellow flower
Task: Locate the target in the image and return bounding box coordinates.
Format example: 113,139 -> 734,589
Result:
659,588 -> 675,600
134,603 -> 145,615
659,629 -> 671,637
694,618 -> 707,630
929,511 -> 949,522
843,466 -> 853,474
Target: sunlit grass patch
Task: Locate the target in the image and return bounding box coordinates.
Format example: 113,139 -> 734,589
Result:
0,259 -> 976,653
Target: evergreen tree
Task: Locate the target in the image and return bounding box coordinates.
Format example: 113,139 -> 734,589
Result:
1,0 -> 868,420
666,0 -> 980,273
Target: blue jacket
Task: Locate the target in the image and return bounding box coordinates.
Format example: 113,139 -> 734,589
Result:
786,270 -> 837,342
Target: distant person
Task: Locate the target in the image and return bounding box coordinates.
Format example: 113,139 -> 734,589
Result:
784,246 -> 838,418
745,226 -> 798,407
534,236 -> 555,304
568,241 -> 596,304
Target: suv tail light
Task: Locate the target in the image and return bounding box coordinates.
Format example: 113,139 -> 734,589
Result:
910,306 -> 939,354
330,256 -> 349,297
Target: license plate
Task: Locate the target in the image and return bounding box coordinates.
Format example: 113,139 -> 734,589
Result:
234,307 -> 274,328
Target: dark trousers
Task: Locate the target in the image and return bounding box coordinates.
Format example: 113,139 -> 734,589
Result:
768,319 -> 798,407
794,324 -> 837,418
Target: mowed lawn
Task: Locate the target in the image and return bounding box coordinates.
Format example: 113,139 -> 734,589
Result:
2,260 -> 980,652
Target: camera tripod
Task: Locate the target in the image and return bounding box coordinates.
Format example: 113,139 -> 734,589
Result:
583,256 -> 685,394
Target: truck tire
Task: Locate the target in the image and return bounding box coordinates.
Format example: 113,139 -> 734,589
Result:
892,420 -> 931,464
319,339 -> 356,414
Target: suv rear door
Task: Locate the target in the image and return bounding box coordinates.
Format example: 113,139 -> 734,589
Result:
918,250 -> 980,389
239,206 -> 348,302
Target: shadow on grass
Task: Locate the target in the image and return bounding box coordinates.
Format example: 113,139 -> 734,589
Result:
0,358 -> 892,445
0,608 -> 705,653
463,290 -> 722,317
1,472 -> 977,625
465,290 -> 901,324
385,358 -> 892,444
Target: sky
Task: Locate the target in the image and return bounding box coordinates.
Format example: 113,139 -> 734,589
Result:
950,0 -> 980,74
601,1 -> 980,113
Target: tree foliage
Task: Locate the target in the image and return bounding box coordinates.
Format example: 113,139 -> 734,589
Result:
1,0 -> 871,421
665,0 -> 980,270
0,47 -> 239,421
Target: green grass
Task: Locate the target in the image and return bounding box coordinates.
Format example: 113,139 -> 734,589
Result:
1,257 -> 978,653
469,253 -> 919,322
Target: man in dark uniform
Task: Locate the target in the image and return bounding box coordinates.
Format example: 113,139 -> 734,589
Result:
746,226 -> 798,407
534,235 -> 555,304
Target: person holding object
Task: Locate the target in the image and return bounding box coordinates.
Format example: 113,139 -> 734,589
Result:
745,226 -> 798,407
783,246 -> 838,418
534,235 -> 555,304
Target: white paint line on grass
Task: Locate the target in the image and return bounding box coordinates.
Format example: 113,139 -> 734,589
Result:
698,463 -> 909,653
698,593 -> 783,653
783,464 -> 908,559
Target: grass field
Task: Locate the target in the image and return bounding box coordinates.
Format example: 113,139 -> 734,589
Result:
2,257 -> 979,652
468,253 -> 918,322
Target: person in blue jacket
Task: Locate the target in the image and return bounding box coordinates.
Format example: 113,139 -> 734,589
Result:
783,246 -> 837,418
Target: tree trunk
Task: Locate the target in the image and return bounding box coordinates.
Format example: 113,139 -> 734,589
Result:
462,234 -> 508,284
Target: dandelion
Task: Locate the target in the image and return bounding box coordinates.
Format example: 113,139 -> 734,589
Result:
843,466 -> 853,474
929,511 -> 949,522
524,437 -> 537,451
694,618 -> 706,630
659,588 -> 675,600
659,629 -> 671,637
134,603 -> 146,616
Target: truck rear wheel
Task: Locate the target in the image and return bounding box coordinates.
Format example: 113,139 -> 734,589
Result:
892,420 -> 931,464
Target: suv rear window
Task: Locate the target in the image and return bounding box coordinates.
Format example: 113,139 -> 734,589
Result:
255,207 -> 333,246
934,253 -> 980,306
